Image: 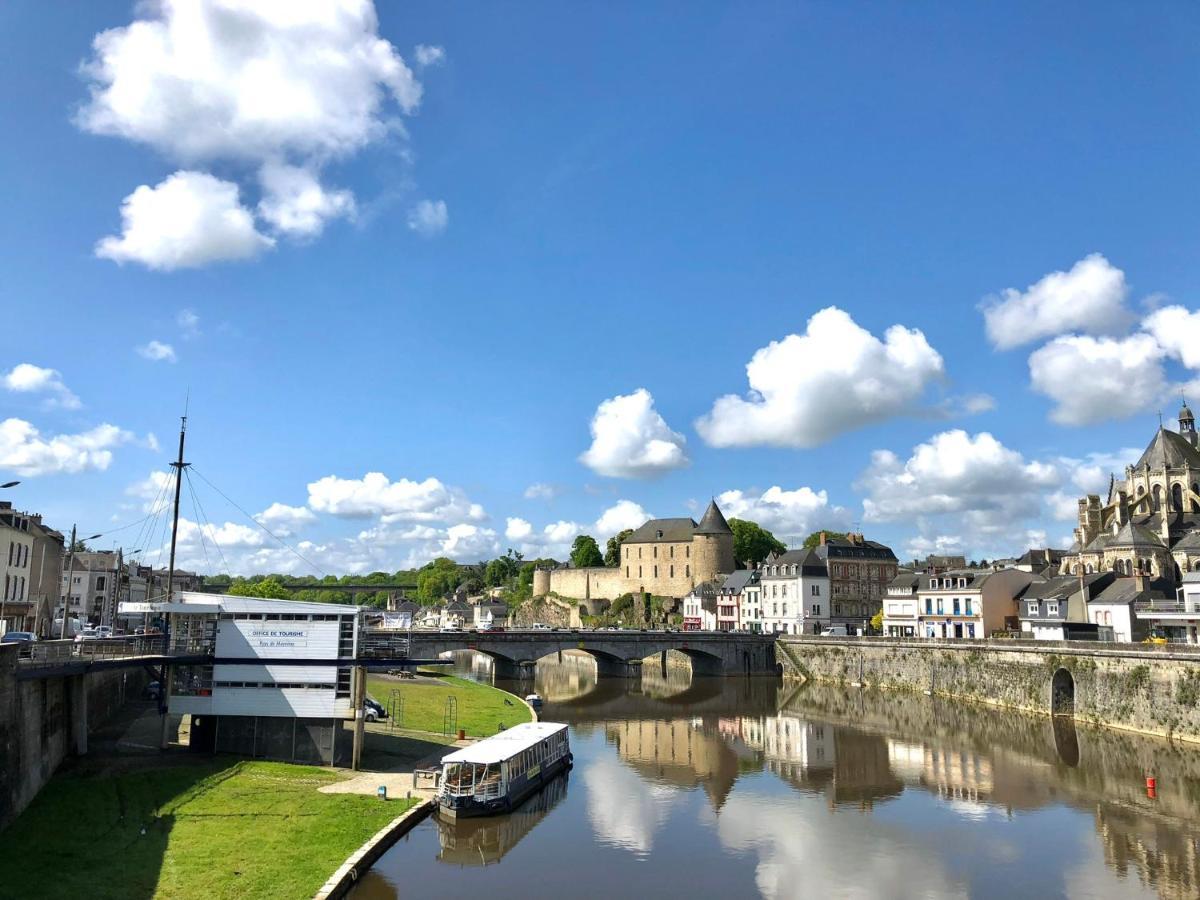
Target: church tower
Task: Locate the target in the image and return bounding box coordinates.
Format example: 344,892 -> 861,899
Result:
1181,400 -> 1196,447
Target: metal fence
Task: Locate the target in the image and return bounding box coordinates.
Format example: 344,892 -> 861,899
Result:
16,634 -> 167,667
358,630 -> 411,658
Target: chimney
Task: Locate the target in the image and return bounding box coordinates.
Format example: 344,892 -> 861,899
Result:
819,532 -> 827,546
1134,573 -> 1147,592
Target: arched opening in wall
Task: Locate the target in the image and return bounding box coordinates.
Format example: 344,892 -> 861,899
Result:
1193,560 -> 1200,572
1153,484 -> 1163,512
1085,564 -> 1094,574
1192,483 -> 1200,513
1175,562 -> 1183,582
1173,483 -> 1184,513
1114,559 -> 1125,576
1051,668 -> 1075,717
1052,715 -> 1080,767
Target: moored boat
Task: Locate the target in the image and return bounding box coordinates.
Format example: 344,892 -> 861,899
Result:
439,722 -> 572,818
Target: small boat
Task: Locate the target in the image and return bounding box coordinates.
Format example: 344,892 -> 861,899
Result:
439,722 -> 572,818
524,692 -> 543,709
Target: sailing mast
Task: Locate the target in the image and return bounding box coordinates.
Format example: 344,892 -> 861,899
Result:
166,413 -> 189,600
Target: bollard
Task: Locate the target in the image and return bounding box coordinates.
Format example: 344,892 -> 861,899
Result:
1146,776 -> 1157,799
457,729 -> 465,740
377,785 -> 388,801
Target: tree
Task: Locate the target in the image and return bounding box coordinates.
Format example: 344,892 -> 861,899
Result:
802,530 -> 850,549
228,576 -> 291,600
604,529 -> 634,567
71,538 -> 90,553
870,609 -> 883,633
417,557 -> 461,603
485,549 -> 524,587
569,535 -> 604,568
729,519 -> 786,567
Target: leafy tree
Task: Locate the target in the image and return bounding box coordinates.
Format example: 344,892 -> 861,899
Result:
870,609 -> 884,633
604,529 -> 634,567
569,535 -> 604,568
228,576 -> 291,600
729,519 -> 786,567
417,557 -> 461,603
484,549 -> 524,587
802,530 -> 850,549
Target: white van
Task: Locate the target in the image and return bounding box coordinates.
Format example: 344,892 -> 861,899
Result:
821,624 -> 850,637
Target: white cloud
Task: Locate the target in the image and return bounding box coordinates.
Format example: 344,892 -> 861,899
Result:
696,307 -> 945,448
1142,304 -> 1200,370
717,485 -> 848,539
580,389 -> 689,479
257,161 -> 355,237
406,199 -> 448,236
177,308 -> 200,338
254,502 -> 317,537
594,500 -> 651,538
78,0 -> 428,264
523,482 -> 560,500
0,418 -> 134,476
414,44 -> 445,67
961,393 -> 996,414
981,253 -> 1132,350
505,517 -> 534,542
96,171 -> 274,270
137,340 -> 177,363
307,472 -> 485,523
126,470 -> 174,512
1028,334 -> 1166,426
2,363 -> 81,410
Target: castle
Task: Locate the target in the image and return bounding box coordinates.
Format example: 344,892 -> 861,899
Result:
533,499 -> 736,601
1063,402 -> 1200,582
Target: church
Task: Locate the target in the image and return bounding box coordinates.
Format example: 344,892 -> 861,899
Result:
1064,402 -> 1200,582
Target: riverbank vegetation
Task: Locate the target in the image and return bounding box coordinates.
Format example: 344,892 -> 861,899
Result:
365,673 -> 532,737
0,760 -> 415,900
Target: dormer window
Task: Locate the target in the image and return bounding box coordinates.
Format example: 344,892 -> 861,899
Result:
958,578 -> 967,588
656,529 -> 663,539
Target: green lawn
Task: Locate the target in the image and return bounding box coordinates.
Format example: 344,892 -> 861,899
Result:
366,674 -> 532,737
0,760 -> 415,900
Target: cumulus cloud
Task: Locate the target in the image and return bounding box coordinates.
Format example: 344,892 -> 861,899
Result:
414,44 -> 445,67
257,161 -> 355,237
1142,305 -> 1200,370
137,340 -> 177,362
254,502 -> 317,537
505,499 -> 651,560
580,389 -> 689,479
594,500 -> 651,538
717,485 -> 849,539
78,0 -> 429,266
406,199 -> 448,236
523,482 -> 560,500
307,472 -> 485,523
0,418 -> 135,476
96,171 -> 274,270
126,470 -> 175,511
981,253 -> 1132,350
2,363 -> 81,410
1028,333 -> 1166,426
696,307 -> 944,448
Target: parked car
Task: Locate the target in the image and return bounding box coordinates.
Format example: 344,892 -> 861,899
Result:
74,628 -> 101,642
364,698 -> 388,723
95,625 -> 114,638
1,631 -> 37,644
529,622 -> 551,631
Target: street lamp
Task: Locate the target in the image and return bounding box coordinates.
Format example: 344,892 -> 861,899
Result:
0,481 -> 19,489
58,526 -> 102,638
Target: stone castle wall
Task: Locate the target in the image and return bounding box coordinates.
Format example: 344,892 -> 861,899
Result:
545,567 -> 624,602
779,636 -> 1200,744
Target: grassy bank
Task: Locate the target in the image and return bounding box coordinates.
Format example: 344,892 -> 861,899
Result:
0,760 -> 414,900
366,674 -> 532,737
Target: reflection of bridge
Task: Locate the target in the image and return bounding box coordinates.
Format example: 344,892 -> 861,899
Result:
546,675 -> 783,721
409,630 -> 778,678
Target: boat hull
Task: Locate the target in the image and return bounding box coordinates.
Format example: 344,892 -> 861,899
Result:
440,753 -> 573,819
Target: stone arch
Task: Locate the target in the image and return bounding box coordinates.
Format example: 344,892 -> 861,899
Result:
1114,559 -> 1125,575
1192,483 -> 1200,513
1085,563 -> 1094,574
1051,668 -> 1075,717
1173,483 -> 1184,512
1194,560 -> 1200,572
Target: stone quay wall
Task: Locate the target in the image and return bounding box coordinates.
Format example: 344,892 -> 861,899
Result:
0,644 -> 148,830
779,636 -> 1200,744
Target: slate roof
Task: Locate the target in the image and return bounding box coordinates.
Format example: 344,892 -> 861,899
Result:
1017,548 -> 1068,567
1134,427 -> 1200,470
626,517 -> 698,543
719,570 -> 755,594
1089,577 -> 1172,606
813,538 -> 897,561
695,499 -> 733,536
763,547 -> 828,576
1108,522 -> 1165,548
1022,573 -> 1110,601
887,572 -> 921,591
1172,531 -> 1200,552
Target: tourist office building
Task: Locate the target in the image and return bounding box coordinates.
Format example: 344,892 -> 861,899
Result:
122,592 -> 362,764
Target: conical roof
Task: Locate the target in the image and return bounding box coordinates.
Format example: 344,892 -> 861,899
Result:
1108,521 -> 1165,548
695,499 -> 732,535
1134,427 -> 1200,470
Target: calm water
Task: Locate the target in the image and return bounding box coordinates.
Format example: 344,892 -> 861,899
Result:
353,653 -> 1200,899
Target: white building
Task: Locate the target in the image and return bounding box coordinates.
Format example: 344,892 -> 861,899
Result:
0,503 -> 34,634
682,580 -> 720,631
915,568 -> 1035,639
759,549 -> 830,635
1133,572 -> 1200,644
124,592 -> 362,765
882,573 -> 921,637
741,573 -> 763,633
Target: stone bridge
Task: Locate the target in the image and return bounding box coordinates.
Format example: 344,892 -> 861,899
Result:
407,630 -> 778,678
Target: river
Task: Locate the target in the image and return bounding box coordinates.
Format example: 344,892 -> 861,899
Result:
352,652 -> 1200,899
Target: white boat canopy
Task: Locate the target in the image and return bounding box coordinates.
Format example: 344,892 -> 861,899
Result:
441,722 -> 568,765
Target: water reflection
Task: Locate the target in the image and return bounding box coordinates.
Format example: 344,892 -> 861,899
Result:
355,656 -> 1200,900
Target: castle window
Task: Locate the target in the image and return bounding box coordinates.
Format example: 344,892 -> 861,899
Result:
686,565 -> 690,577
670,545 -> 674,558
626,566 -> 629,577
653,565 -> 658,577
670,565 -> 674,577
638,547 -> 642,559
625,547 -> 629,560
638,566 -> 642,577
653,546 -> 658,559
686,546 -> 690,558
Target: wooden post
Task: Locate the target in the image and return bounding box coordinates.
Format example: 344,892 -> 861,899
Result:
351,665 -> 366,771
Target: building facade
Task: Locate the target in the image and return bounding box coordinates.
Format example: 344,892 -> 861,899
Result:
915,568 -> 1034,639
760,548 -> 831,635
538,500 -> 735,602
813,533 -> 898,632
882,572 -> 920,637
682,579 -> 721,631
0,503 -> 34,633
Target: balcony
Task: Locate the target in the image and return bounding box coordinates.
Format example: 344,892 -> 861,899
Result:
1135,600 -> 1200,618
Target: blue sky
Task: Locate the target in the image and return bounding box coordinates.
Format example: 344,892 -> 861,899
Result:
3,1 -> 1200,575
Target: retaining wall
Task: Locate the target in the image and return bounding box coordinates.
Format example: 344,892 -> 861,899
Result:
0,645 -> 149,830
779,636 -> 1200,743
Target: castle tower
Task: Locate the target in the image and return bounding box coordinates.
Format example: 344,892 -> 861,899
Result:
692,499 -> 735,582
532,567 -> 551,599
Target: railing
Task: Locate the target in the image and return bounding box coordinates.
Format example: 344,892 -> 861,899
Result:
359,631 -> 411,658
17,635 -> 168,668
1135,600 -> 1200,614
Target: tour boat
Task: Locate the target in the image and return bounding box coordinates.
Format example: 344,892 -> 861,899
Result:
439,722 -> 572,818
524,692 -> 543,709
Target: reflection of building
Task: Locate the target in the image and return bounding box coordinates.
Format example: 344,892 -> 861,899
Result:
606,719 -> 740,808
437,773 -> 569,866
921,746 -> 995,804
1094,801 -> 1200,900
